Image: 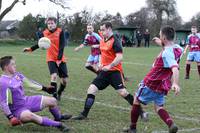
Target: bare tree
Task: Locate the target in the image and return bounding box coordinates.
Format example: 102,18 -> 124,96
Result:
146,0 -> 177,29
0,0 -> 26,21
0,0 -> 70,21
48,0 -> 70,9
125,8 -> 150,30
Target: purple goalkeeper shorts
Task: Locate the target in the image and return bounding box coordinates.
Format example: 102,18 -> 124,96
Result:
12,95 -> 43,119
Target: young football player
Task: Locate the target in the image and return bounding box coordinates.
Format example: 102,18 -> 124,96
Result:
183,25 -> 200,79
23,17 -> 68,101
74,23 -> 102,74
72,22 -> 147,121
123,26 -> 183,133
0,56 -> 72,132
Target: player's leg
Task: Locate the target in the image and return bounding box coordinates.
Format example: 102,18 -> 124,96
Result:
24,95 -> 72,122
72,71 -> 109,120
72,84 -> 98,120
92,54 -> 100,74
155,105 -> 178,133
185,52 -> 194,79
111,71 -> 148,121
197,62 -> 200,78
57,62 -> 68,101
110,71 -> 133,105
117,88 -> 149,122
185,61 -> 192,79
194,52 -> 200,78
20,110 -> 70,132
41,96 -> 72,121
123,85 -> 152,133
51,73 -> 58,99
144,40 -> 147,47
48,61 -> 58,98
147,40 -> 150,47
85,54 -> 98,74
57,78 -> 67,101
154,94 -> 178,133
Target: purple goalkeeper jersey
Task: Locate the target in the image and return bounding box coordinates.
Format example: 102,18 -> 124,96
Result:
0,72 -> 26,116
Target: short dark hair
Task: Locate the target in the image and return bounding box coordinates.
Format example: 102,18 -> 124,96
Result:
87,23 -> 94,27
0,56 -> 13,70
161,26 -> 175,41
191,25 -> 197,29
101,21 -> 112,29
46,17 -> 57,23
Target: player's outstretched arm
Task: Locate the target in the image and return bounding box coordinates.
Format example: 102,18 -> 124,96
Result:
23,44 -> 39,53
98,55 -> 102,69
0,83 -> 22,126
171,67 -> 180,96
152,37 -> 163,46
23,78 -> 55,94
183,45 -> 189,55
74,44 -> 84,52
23,47 -> 32,52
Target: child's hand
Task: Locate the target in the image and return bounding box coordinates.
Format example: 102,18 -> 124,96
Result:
74,47 -> 80,52
152,37 -> 162,46
23,48 -> 32,53
171,83 -> 180,96
56,60 -> 62,67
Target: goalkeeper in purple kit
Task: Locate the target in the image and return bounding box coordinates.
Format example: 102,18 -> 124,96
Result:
0,56 -> 71,132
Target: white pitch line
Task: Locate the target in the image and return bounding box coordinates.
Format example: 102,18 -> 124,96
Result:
27,89 -> 200,123
152,127 -> 200,133
0,51 -> 197,70
65,96 -> 200,123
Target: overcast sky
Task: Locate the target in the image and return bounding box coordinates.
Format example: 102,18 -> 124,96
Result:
2,0 -> 200,22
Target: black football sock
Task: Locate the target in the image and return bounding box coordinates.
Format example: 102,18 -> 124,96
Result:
81,94 -> 95,117
124,94 -> 133,105
85,66 -> 98,74
51,81 -> 57,99
58,83 -> 66,96
185,64 -> 190,77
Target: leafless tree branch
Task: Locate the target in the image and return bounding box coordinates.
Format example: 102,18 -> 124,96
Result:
49,0 -> 70,9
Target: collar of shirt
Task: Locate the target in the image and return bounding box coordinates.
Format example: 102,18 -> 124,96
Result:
104,33 -> 114,42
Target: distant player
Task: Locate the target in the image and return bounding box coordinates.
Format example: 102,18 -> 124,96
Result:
74,23 -> 102,74
183,25 -> 200,79
0,56 -> 71,132
23,17 -> 68,101
123,26 -> 183,133
72,22 -> 147,121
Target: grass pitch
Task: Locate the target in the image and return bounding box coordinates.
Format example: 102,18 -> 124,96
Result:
0,41 -> 199,133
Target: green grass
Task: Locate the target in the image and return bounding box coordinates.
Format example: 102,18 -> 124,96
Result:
0,42 -> 199,133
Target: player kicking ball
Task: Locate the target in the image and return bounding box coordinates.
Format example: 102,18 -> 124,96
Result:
123,26 -> 183,133
0,56 -> 72,132
72,22 -> 148,121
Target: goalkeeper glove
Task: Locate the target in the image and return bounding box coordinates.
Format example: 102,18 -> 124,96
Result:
7,114 -> 21,126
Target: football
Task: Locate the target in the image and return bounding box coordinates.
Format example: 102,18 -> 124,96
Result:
38,37 -> 51,49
